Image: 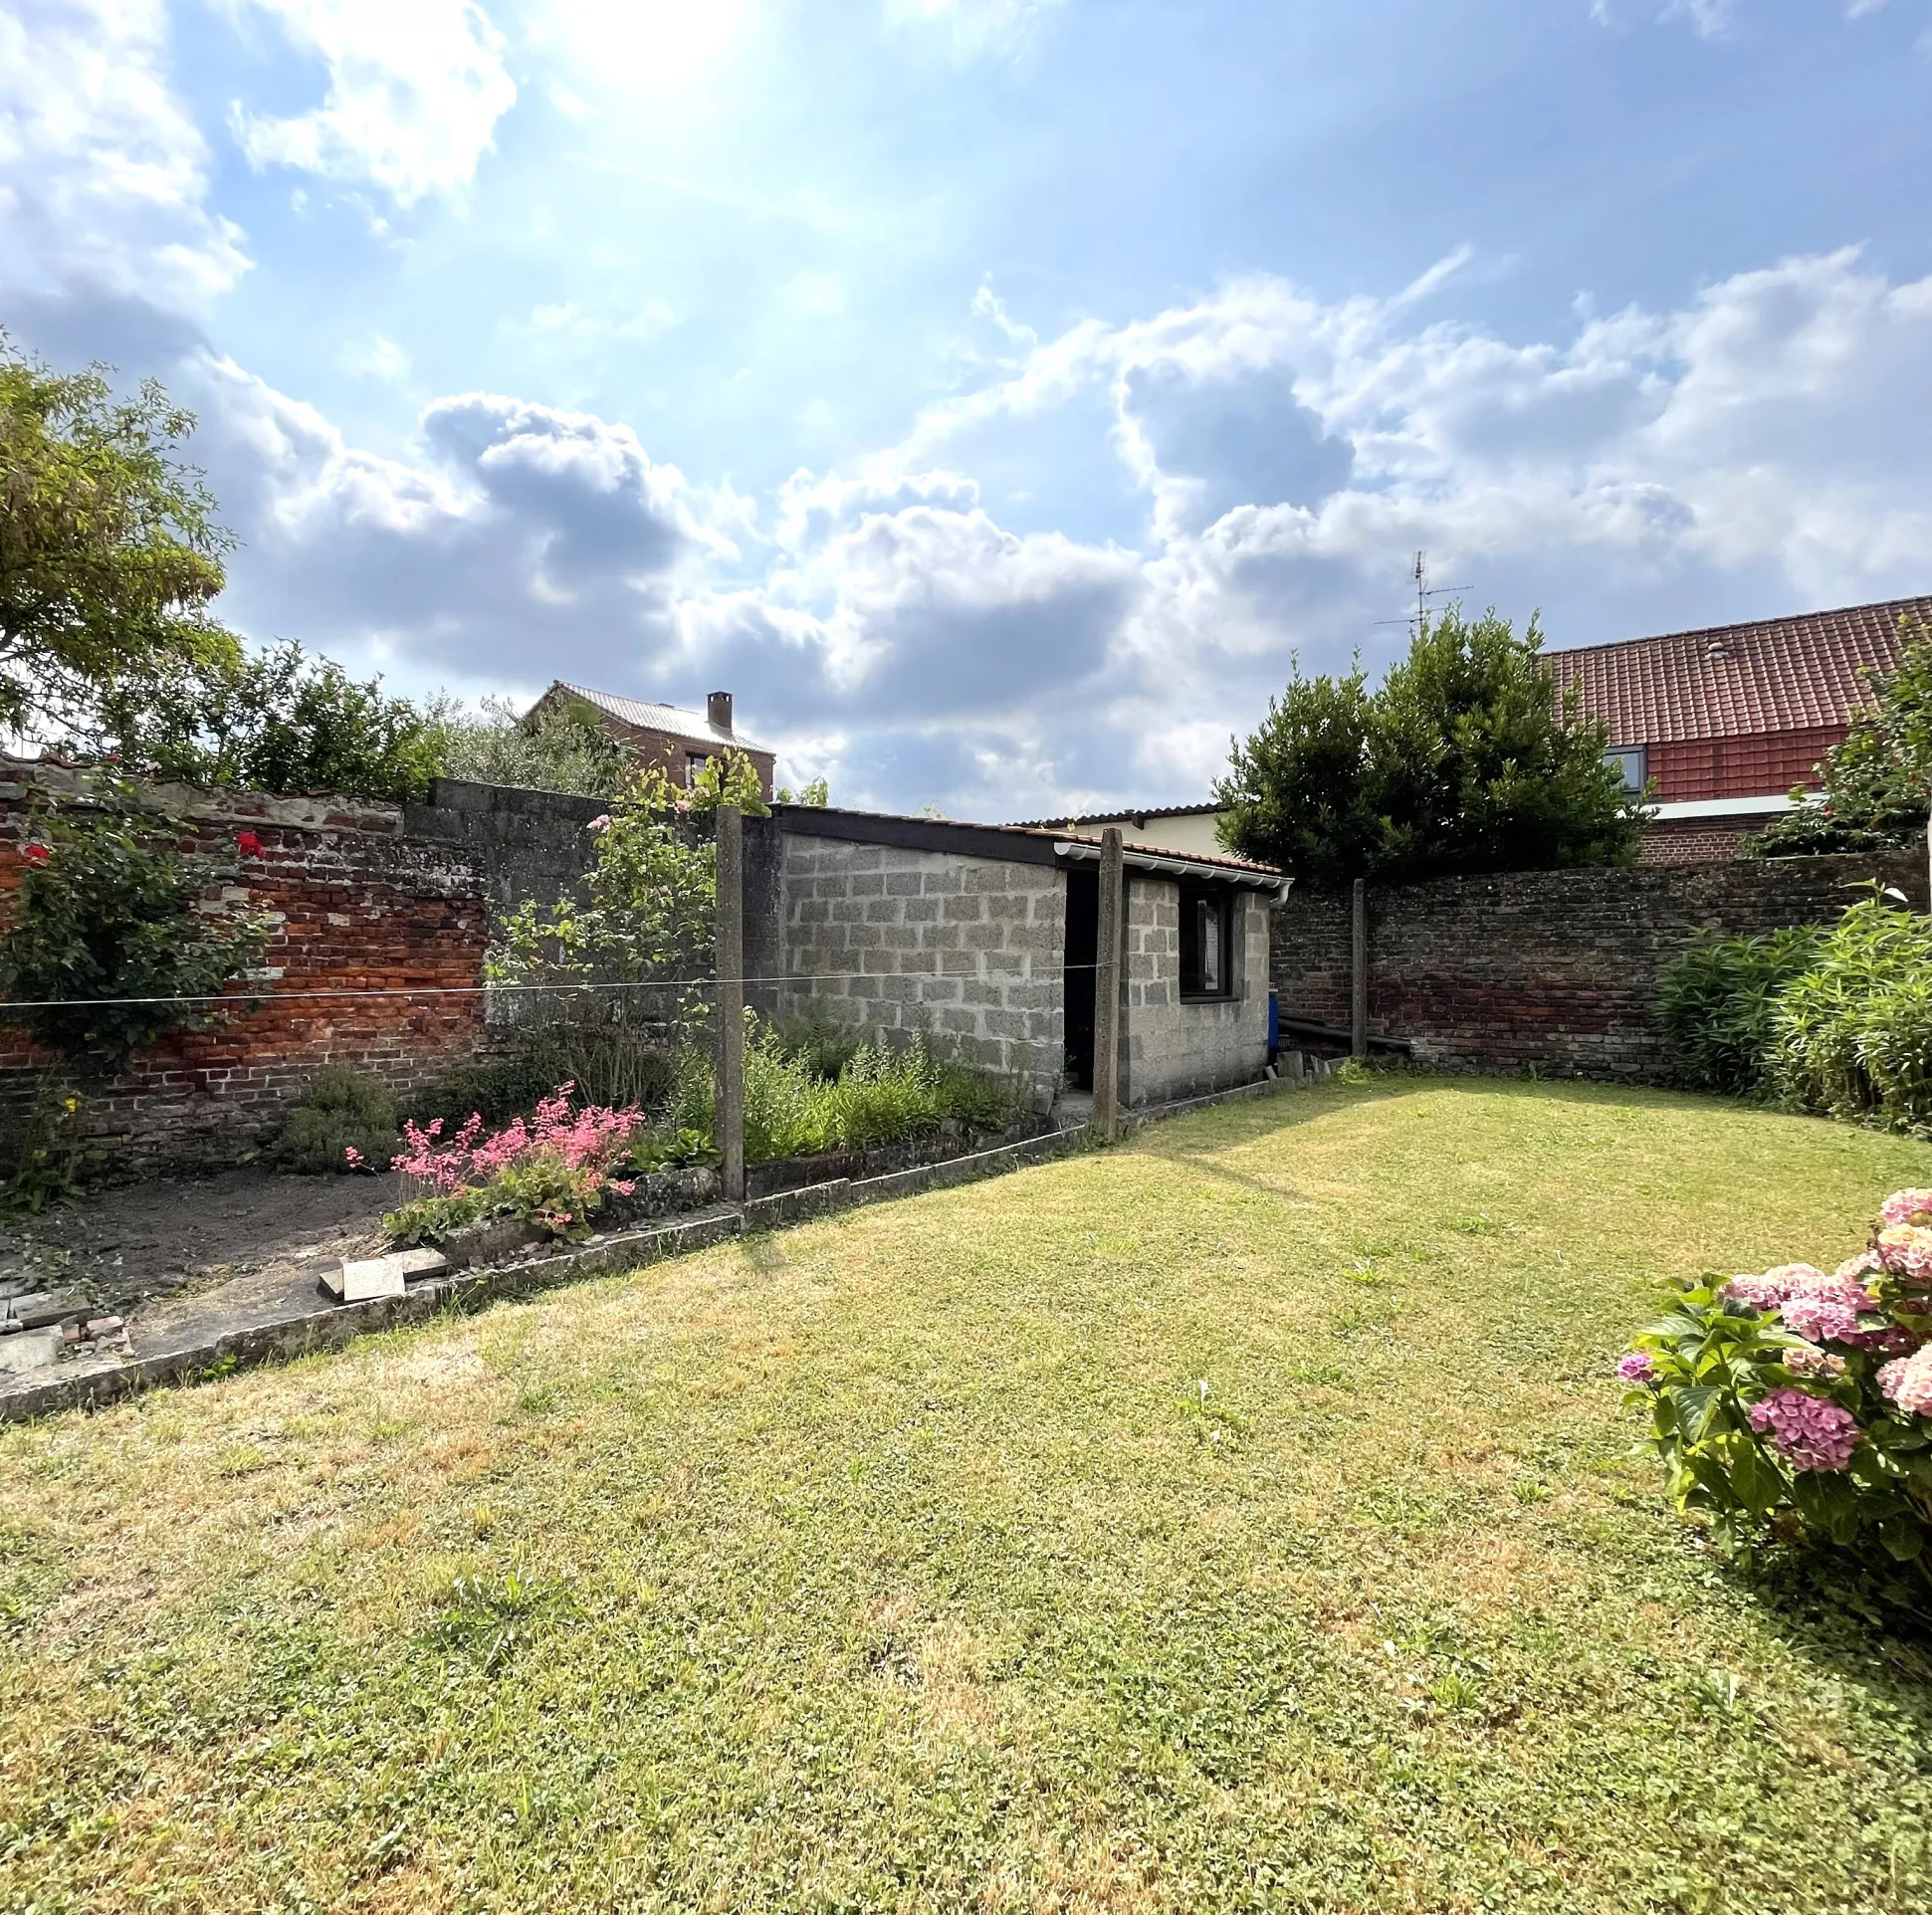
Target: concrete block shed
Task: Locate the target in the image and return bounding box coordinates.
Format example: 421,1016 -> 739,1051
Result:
768,806 -> 1288,1112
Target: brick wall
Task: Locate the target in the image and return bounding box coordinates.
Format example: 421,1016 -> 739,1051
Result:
1270,853 -> 1927,1080
779,838 -> 1064,1107
1124,879 -> 1269,1105
1637,817 -> 1756,865
0,763 -> 506,1166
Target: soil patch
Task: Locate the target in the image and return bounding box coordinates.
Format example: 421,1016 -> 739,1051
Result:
0,1170 -> 395,1319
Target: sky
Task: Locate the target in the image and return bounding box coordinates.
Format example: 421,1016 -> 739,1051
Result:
4,0 -> 1931,815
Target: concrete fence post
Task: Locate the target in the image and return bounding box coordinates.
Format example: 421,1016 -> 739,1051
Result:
716,802 -> 746,1204
1093,827 -> 1125,1139
1350,877 -> 1368,1062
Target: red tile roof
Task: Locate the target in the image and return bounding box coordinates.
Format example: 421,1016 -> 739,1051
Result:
1544,595 -> 1932,746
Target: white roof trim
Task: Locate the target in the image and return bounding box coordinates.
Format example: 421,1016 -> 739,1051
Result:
1645,792 -> 1822,821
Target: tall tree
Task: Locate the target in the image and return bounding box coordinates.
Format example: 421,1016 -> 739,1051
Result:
1215,606 -> 1644,883
0,338 -> 238,738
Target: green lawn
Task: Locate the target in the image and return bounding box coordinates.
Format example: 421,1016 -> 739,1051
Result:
5,1079 -> 1932,1913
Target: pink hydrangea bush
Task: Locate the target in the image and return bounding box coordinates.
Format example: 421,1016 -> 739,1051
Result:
381,1084 -> 647,1244
1620,1188 -> 1932,1578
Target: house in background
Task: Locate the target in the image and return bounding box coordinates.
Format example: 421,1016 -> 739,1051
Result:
529,683 -> 777,800
1547,594 -> 1932,863
1007,802 -> 1227,859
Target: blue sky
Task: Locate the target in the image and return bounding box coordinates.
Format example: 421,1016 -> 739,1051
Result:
5,0 -> 1931,812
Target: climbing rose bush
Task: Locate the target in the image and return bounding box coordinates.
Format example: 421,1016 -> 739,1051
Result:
1623,1188 -> 1932,1580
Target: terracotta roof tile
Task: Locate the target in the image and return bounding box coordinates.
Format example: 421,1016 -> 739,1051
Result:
1544,595 -> 1932,746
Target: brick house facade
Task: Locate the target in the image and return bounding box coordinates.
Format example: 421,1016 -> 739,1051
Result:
1546,594 -> 1932,863
531,683 -> 777,800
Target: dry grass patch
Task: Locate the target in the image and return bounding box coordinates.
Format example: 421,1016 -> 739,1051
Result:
3,1078 -> 1932,1911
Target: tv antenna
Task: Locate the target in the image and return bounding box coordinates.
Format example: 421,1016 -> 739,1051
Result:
1374,550 -> 1469,633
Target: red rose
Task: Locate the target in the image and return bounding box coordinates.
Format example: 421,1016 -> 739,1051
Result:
235,830 -> 265,857
21,843 -> 50,865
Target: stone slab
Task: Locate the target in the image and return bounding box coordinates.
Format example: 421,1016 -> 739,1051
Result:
0,1328 -> 62,1374
321,1247 -> 448,1301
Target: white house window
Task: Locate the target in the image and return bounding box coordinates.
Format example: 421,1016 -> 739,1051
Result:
1180,882 -> 1234,999
1604,745 -> 1647,793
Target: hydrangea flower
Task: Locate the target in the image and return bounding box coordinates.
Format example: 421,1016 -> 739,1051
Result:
1783,1343 -> 1846,1382
1616,1352 -> 1657,1383
1835,1247 -> 1884,1282
1879,1189 -> 1932,1229
1782,1291 -> 1869,1345
1746,1389 -> 1861,1472
1723,1273 -> 1798,1309
1877,1347 -> 1932,1417
1876,1224 -> 1932,1282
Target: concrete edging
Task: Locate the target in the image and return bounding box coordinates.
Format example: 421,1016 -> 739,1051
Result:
0,1075 -> 1298,1422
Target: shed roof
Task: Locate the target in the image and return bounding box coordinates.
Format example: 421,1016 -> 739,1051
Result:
1544,595 -> 1932,746
1005,802 -> 1222,829
776,803 -> 1286,888
536,682 -> 772,754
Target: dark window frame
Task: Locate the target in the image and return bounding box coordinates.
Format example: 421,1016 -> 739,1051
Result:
1604,745 -> 1647,794
1179,880 -> 1237,1002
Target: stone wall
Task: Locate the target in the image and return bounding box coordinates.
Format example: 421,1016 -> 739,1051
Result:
1,763 -> 492,1166
778,837 -> 1064,1106
1269,852 -> 1928,1079
1124,879 -> 1270,1105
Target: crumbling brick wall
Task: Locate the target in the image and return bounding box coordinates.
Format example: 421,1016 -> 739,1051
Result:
1270,853 -> 1928,1080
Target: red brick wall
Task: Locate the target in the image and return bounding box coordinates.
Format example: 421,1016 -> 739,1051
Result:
1636,818 -> 1755,865
1647,727 -> 1842,802
1,763 -> 491,1168
1270,852 -> 1927,1081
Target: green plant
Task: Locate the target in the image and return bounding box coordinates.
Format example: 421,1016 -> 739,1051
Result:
0,1076 -> 89,1215
1621,1188 -> 1932,1584
0,335 -> 237,740
487,767 -> 717,1045
1772,898 -> 1932,1132
1658,926 -> 1823,1095
671,1022 -> 1019,1165
425,693 -> 634,798
1749,616 -> 1932,857
0,779 -> 270,1080
94,639 -> 444,801
1216,606 -> 1644,885
270,1065 -> 400,1175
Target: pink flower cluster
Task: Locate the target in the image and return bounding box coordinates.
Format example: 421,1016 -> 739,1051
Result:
393,1084 -> 643,1196
1877,1347 -> 1932,1417
1875,1224 -> 1932,1284
1878,1189 -> 1932,1229
1746,1388 -> 1861,1472
1783,1343 -> 1846,1382
1617,1352 -> 1657,1384
1721,1264 -> 1827,1310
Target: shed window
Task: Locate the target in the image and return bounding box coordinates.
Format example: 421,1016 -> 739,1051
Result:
1180,882 -> 1235,1000
686,752 -> 712,787
1604,745 -> 1646,793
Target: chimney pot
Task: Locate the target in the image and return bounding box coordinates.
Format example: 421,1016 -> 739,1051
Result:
707,690 -> 733,733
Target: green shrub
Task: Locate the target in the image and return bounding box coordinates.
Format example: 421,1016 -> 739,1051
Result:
669,1022 -> 1019,1164
270,1064 -> 399,1174
0,1077 -> 90,1215
1773,899 -> 1932,1132
1620,1187 -> 1932,1585
1658,926 -> 1823,1095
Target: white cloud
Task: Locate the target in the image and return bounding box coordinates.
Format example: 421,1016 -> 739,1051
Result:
228,0 -> 516,205
338,332 -> 411,379
0,0 -> 249,312
119,245 -> 1932,815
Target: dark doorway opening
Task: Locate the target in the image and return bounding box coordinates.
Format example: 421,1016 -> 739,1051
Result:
1063,867 -> 1098,1092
